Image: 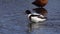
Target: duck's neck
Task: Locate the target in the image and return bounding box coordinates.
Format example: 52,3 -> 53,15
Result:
28,14 -> 31,17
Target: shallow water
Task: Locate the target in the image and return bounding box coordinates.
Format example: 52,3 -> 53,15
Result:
0,0 -> 60,34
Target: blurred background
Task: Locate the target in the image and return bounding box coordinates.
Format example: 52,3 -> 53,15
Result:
0,0 -> 60,34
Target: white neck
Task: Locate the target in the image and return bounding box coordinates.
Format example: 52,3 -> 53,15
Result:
28,14 -> 31,17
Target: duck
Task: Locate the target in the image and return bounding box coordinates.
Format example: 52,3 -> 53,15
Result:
33,8 -> 48,16
25,10 -> 47,23
32,0 -> 48,7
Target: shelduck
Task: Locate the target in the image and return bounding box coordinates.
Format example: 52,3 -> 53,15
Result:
25,10 -> 47,23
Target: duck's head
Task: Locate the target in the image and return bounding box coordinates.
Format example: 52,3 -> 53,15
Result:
25,10 -> 31,14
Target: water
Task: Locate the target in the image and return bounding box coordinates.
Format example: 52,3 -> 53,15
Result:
0,0 -> 60,34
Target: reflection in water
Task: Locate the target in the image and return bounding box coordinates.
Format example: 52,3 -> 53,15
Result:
33,8 -> 48,16
28,22 -> 46,32
27,8 -> 48,33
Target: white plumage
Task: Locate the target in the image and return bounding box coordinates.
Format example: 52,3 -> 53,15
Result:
31,16 -> 46,23
28,13 -> 46,23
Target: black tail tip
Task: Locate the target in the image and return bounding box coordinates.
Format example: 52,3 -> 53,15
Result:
25,10 -> 31,14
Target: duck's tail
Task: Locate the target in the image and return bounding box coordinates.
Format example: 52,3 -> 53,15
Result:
25,10 -> 31,14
